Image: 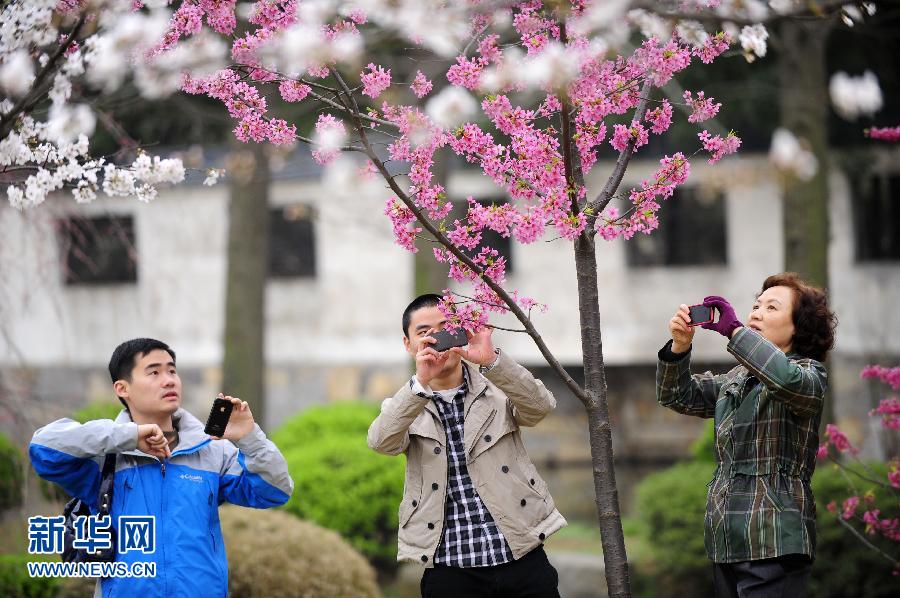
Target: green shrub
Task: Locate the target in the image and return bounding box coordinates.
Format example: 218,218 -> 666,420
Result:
71,401 -> 123,424
272,402 -> 405,568
631,445 -> 900,597
0,433 -> 24,512
0,554 -> 61,598
631,461 -> 715,598
221,505 -> 380,597
808,462 -> 900,597
690,419 -> 716,463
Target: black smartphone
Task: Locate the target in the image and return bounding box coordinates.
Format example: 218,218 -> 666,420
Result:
205,398 -> 233,437
688,304 -> 714,327
431,328 -> 469,352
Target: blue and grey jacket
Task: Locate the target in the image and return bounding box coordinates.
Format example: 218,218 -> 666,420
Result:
29,408 -> 294,597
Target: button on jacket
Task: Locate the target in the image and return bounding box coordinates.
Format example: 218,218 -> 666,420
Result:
656,327 -> 826,563
368,351 -> 568,566
30,408 -> 294,597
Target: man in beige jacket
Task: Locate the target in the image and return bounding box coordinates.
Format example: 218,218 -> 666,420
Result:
368,294 -> 566,597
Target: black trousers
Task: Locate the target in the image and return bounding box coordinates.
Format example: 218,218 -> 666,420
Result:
713,554 -> 812,598
420,546 -> 560,598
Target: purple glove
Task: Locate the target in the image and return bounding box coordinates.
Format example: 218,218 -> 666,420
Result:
701,295 -> 743,339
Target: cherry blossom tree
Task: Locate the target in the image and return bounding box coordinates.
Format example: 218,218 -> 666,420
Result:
147,1 -> 882,594
155,2 -> 745,593
3,0 -> 890,595
818,365 -> 900,573
0,0 -> 229,208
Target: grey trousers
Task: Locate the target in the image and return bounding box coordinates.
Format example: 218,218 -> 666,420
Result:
713,554 -> 812,598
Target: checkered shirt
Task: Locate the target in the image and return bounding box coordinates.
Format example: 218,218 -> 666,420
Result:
412,371 -> 514,567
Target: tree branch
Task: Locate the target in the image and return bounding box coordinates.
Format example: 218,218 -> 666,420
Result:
332,71 -> 588,402
835,516 -> 899,566
632,0 -> 850,27
0,15 -> 86,139
559,22 -> 579,217
585,78 -> 653,224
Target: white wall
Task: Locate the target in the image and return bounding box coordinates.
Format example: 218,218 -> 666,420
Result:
447,154 -> 899,367
2,152 -> 896,374
0,171 -> 413,371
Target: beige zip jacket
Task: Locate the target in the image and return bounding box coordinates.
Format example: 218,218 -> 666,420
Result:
367,351 -> 567,567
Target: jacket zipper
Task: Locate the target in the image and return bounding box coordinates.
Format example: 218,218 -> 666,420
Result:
160,457 -> 167,596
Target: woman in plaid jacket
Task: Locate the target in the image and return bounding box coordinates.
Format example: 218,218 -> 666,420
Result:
657,272 -> 837,598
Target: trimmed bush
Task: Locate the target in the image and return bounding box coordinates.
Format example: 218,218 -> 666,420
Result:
0,554 -> 61,598
221,505 -> 380,598
690,419 -> 716,463
272,402 -> 405,568
631,461 -> 715,598
631,446 -> 900,597
0,433 -> 24,512
71,401 -> 123,424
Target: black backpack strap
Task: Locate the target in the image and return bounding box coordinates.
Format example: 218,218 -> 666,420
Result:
97,453 -> 117,516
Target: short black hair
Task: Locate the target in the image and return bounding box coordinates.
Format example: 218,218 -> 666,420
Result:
108,338 -> 175,409
402,294 -> 443,337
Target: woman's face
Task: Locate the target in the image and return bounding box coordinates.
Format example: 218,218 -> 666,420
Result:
747,285 -> 796,353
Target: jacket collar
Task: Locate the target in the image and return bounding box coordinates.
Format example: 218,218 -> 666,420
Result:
115,407 -> 211,457
421,361 -> 489,418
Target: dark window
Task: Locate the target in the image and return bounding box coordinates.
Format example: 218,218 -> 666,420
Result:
61,215 -> 136,285
269,204 -> 316,278
853,173 -> 900,262
625,186 -> 727,267
468,199 -> 514,274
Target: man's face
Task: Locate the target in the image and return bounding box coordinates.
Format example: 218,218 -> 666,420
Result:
403,305 -> 462,373
115,349 -> 181,418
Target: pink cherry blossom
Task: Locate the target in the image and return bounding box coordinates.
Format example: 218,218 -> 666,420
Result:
863,509 -> 881,535
646,100 -> 673,134
698,130 -> 741,164
683,90 -> 721,123
384,198 -> 421,253
361,63 -> 391,98
279,80 -> 311,103
447,56 -> 483,90
888,461 -> 900,489
842,495 -> 860,520
869,398 -> 900,430
610,122 -> 649,152
311,114 -> 346,165
865,126 -> 900,142
410,71 -> 433,98
693,31 -> 732,64
825,423 -> 858,455
861,365 -> 900,390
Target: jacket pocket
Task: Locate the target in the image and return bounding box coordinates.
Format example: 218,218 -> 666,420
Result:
761,478 -> 785,512
398,491 -> 422,528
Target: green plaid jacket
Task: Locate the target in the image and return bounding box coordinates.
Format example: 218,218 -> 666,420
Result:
656,327 -> 826,563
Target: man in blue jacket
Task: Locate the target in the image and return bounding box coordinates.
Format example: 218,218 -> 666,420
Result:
29,338 -> 294,597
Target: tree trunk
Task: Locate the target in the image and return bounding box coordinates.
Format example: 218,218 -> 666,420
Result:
222,142 -> 269,426
415,148 -> 452,296
777,19 -> 834,429
574,234 -> 630,598
778,19 -> 830,288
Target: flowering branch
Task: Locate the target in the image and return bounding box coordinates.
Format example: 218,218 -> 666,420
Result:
634,0 -> 852,27
0,14 -> 86,140
586,78 -> 653,221
835,516 -> 898,566
334,67 -> 587,401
